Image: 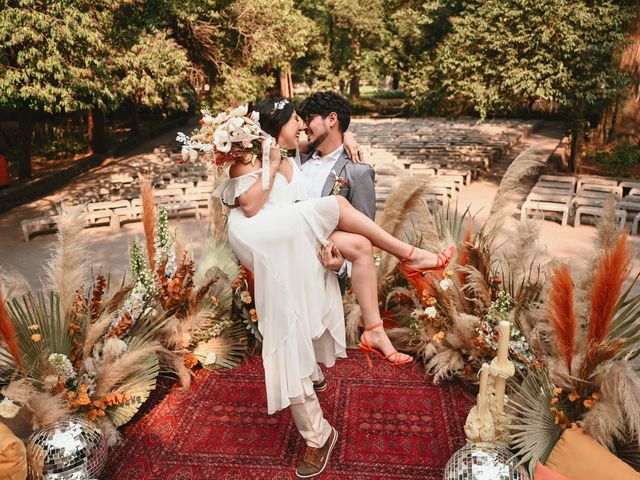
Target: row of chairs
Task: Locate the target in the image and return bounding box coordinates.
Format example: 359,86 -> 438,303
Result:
374,163 -> 471,211
520,175 -> 640,230
21,183 -> 215,242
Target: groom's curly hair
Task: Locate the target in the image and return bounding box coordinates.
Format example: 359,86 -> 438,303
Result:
298,91 -> 351,132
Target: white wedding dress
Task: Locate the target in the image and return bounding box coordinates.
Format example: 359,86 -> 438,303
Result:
215,157 -> 346,414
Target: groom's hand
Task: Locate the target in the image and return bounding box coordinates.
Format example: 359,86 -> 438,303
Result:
318,241 -> 345,271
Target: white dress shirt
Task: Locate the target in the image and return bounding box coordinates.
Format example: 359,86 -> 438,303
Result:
301,145 -> 351,277
301,145 -> 344,198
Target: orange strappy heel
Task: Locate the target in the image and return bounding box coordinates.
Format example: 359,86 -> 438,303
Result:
399,245 -> 456,279
358,322 -> 413,368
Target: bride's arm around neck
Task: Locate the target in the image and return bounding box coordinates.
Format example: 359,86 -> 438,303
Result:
228,145 -> 281,218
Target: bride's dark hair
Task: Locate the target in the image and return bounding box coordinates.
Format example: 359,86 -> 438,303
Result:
255,97 -> 295,139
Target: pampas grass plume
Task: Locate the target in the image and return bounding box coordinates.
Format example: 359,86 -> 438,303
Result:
547,264 -> 576,373
44,204 -> 89,315
589,233 -> 632,344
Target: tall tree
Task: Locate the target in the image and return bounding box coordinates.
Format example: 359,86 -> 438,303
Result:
117,31 -> 193,134
433,0 -> 632,171
0,0 -> 112,178
167,0 -> 313,106
323,0 -> 387,98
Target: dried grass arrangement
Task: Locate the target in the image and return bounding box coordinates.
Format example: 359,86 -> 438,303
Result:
374,150 -> 640,474
374,150 -> 546,384
135,176 -> 250,388
0,206 -> 162,446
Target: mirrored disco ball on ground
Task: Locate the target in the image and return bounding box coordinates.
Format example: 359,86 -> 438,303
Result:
444,442 -> 529,480
26,417 -> 107,480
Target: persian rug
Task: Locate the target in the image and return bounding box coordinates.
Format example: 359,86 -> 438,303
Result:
104,350 -> 474,479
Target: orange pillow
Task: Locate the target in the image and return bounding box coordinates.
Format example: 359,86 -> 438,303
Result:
545,426 -> 640,480
535,462 -> 570,480
0,422 -> 27,480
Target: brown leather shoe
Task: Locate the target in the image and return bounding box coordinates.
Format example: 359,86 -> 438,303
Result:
295,427 -> 338,478
313,379 -> 327,392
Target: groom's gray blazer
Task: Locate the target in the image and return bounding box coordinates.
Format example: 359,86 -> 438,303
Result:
302,148 -> 376,220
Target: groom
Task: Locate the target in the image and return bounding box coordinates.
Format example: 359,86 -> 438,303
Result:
298,91 -> 376,221
298,91 -> 376,281
287,92 -> 375,478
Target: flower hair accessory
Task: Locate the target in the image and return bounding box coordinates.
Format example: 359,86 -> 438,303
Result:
272,99 -> 289,113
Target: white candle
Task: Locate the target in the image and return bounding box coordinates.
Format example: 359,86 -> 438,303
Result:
497,321 -> 511,366
478,363 -> 490,416
495,377 -> 506,414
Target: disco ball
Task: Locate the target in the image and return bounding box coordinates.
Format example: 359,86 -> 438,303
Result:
26,417 -> 107,480
444,442 -> 529,480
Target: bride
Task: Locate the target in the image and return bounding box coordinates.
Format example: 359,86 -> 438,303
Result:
215,97 -> 453,478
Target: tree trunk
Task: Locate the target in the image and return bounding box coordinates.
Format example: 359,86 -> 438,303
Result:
287,69 -> 294,99
349,39 -> 362,99
279,70 -> 290,98
17,107 -> 33,180
392,72 -> 400,90
131,101 -> 140,135
88,106 -> 107,154
569,124 -> 585,173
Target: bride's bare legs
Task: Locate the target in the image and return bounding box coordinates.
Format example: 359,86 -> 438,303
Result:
329,231 -> 412,363
334,196 -> 443,270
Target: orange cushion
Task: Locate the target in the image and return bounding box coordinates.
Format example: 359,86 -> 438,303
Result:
535,462 -> 570,480
545,426 -> 640,480
0,422 -> 27,480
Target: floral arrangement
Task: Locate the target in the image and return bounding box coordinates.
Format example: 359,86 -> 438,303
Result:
0,178 -> 258,444
176,105 -> 266,168
370,153 -> 640,475
135,176 -> 250,380
0,206 -> 162,445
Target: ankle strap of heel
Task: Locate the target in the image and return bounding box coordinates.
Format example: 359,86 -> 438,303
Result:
363,322 -> 384,332
400,245 -> 415,264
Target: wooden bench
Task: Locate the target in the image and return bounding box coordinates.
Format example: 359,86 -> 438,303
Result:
86,200 -> 132,231
438,168 -> 472,185
573,193 -> 626,227
521,191 -> 573,226
538,174 -> 577,191
83,208 -> 120,231
184,186 -> 214,208
577,176 -> 618,191
632,213 -> 640,235
21,216 -> 59,242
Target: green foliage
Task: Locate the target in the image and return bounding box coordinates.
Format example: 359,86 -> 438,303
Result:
118,31 -> 193,111
410,0 -> 632,119
587,143 -> 640,177
0,0 -> 114,112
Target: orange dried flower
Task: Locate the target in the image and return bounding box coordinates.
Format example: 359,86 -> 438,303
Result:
89,275 -> 107,322
69,384 -> 91,409
184,353 -> 198,369
591,392 -> 601,400
28,324 -> 39,331
551,397 -> 559,404
583,399 -> 594,409
553,387 -> 563,395
107,312 -> 133,338
568,391 -> 580,402
31,333 -> 42,342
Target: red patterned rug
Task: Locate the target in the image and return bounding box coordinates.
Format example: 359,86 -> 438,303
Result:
104,349 -> 474,479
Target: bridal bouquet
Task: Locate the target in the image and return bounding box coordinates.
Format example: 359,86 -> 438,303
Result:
177,105 -> 267,167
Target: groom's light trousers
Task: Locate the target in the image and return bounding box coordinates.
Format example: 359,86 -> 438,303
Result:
289,367 -> 331,448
